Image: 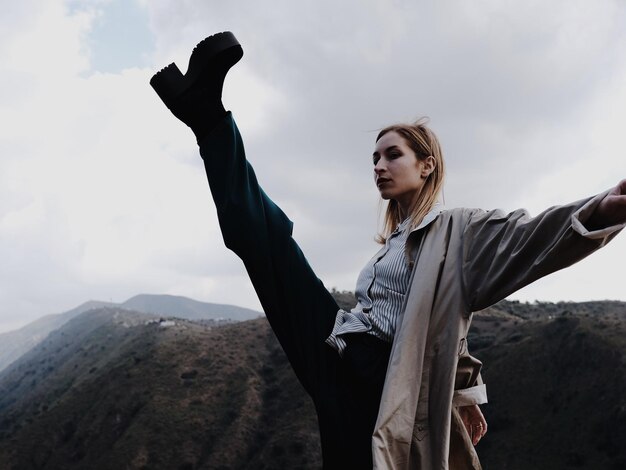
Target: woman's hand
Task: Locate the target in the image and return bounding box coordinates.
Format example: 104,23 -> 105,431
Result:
459,404 -> 487,446
588,179 -> 626,229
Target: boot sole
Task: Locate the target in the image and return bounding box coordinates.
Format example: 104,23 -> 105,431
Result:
150,31 -> 242,109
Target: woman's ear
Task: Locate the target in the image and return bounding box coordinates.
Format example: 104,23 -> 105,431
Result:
421,155 -> 436,178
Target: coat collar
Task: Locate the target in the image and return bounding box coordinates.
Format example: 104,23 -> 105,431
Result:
409,202 -> 445,233
404,202 -> 445,269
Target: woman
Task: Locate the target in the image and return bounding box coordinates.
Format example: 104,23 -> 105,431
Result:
150,32 -> 626,469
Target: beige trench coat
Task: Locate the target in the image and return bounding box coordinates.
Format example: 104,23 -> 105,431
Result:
372,190 -> 624,470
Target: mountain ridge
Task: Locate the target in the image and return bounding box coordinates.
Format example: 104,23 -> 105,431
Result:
0,294 -> 263,373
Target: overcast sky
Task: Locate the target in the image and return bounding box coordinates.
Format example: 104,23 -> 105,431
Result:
1,0 -> 625,333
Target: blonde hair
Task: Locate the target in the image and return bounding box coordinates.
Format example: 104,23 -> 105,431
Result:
375,117 -> 445,244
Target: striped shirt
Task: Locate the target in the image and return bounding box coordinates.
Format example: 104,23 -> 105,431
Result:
325,217 -> 413,356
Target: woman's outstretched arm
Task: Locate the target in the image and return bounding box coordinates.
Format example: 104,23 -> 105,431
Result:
461,184 -> 625,312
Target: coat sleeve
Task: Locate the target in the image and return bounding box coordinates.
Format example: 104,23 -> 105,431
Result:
452,353 -> 488,407
461,190 -> 624,312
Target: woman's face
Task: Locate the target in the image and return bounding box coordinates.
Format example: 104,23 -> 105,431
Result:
373,131 -> 433,211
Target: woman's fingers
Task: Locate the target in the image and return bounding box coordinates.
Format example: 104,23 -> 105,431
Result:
459,404 -> 488,445
471,415 -> 487,445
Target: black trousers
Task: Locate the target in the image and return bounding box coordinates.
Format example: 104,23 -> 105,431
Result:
199,113 -> 391,469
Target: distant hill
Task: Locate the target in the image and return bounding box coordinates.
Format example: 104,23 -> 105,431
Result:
121,294 -> 262,322
0,298 -> 625,469
0,295 -> 263,373
0,300 -> 116,373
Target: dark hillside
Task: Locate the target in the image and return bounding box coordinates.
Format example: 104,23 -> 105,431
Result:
0,308 -> 319,470
0,299 -> 624,469
475,312 -> 626,470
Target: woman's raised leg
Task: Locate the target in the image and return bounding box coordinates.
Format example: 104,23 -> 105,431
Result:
200,115 -> 388,469
150,32 -> 381,468
198,114 -> 341,397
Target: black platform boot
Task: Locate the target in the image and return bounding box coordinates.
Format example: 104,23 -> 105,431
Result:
150,31 -> 243,143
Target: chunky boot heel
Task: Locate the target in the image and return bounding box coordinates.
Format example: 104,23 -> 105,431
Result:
150,63 -> 186,109
150,31 -> 243,142
150,31 -> 242,105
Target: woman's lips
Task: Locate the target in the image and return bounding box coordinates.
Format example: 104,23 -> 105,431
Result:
377,178 -> 391,187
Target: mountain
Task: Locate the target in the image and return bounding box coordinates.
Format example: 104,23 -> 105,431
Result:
0,295 -> 263,373
0,307 -> 319,470
0,298 -> 625,469
121,294 -> 262,322
0,300 -> 115,372
472,300 -> 626,469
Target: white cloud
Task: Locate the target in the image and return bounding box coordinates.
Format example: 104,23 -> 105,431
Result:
1,0 -> 625,332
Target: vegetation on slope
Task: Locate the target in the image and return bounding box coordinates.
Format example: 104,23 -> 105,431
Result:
0,298 -> 625,469
0,308 -> 319,470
